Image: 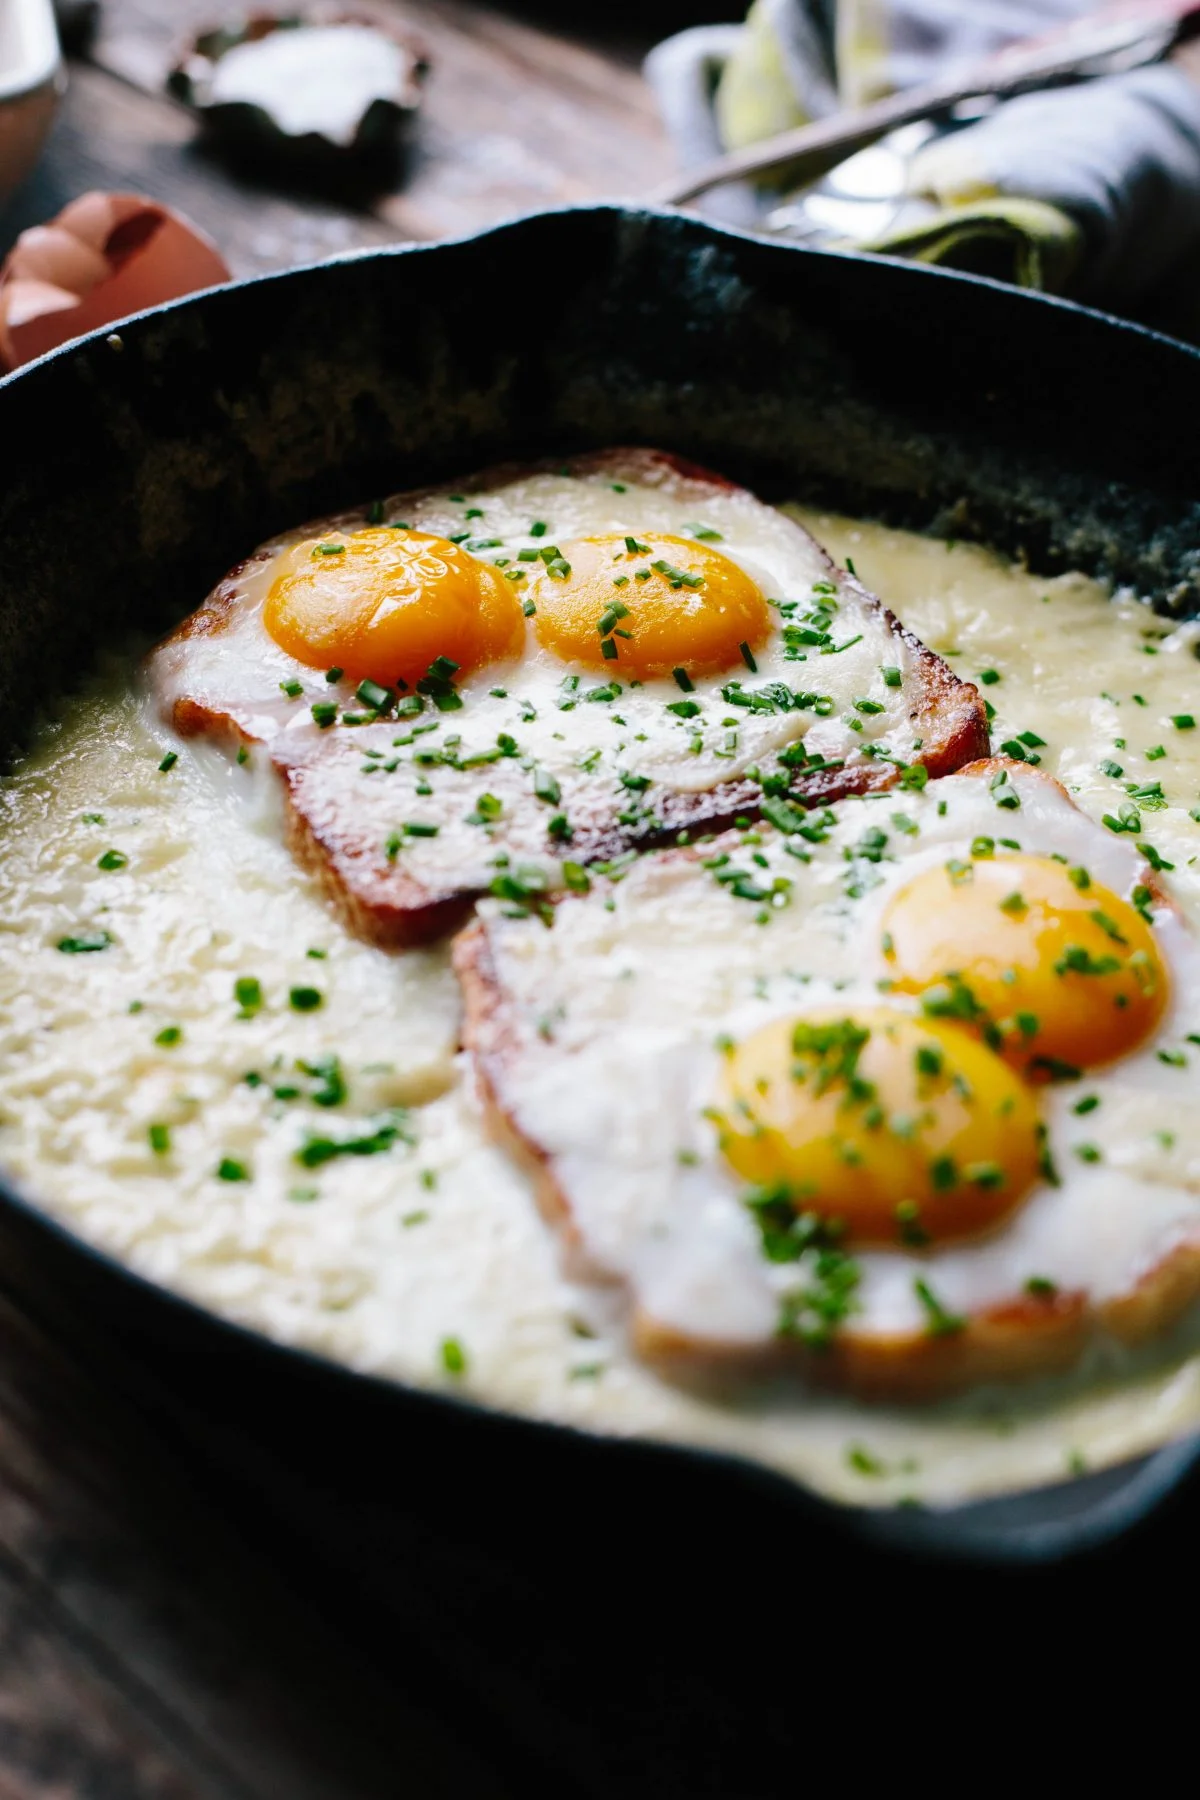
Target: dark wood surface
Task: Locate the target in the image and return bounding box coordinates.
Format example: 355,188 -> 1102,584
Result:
0,5 -> 676,1794
6,0 -> 673,273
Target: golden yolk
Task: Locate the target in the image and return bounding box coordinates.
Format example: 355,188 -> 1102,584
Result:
529,533 -> 771,678
263,528 -> 525,687
881,854 -> 1168,1077
715,1008 -> 1041,1248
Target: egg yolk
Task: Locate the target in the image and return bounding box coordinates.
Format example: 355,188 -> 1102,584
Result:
529,533 -> 771,678
263,528 -> 525,687
715,1009 -> 1041,1247
881,854 -> 1168,1077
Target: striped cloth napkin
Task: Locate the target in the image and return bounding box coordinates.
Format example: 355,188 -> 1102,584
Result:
646,1 -> 1200,333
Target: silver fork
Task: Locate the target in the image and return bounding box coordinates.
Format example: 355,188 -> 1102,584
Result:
653,2 -> 1200,209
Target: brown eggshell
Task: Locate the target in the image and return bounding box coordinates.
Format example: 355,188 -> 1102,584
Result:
0,192 -> 231,372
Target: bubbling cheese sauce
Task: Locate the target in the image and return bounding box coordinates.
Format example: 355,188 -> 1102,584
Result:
3,514 -> 1200,1509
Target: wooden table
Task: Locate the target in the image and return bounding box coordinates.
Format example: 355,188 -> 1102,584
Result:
5,0 -> 675,270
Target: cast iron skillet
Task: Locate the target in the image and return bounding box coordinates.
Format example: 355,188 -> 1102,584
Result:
2,203 -> 1200,1572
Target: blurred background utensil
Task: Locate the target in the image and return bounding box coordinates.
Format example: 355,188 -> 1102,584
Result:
655,0 -> 1200,206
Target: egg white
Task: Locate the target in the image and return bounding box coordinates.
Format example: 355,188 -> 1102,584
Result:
149,468 -> 936,905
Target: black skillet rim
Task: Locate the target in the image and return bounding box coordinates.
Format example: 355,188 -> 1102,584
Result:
2,200 -> 1199,1563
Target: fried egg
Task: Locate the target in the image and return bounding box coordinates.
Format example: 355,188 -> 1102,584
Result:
148,450 -> 986,945
457,760 -> 1200,1398
11,510 -> 1200,1509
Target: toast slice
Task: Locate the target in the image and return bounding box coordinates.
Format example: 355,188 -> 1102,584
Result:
454,761 -> 1195,1400
149,448 -> 988,947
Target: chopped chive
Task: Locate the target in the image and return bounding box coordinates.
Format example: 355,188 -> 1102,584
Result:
739,641 -> 757,673
289,986 -> 323,1012
355,678 -> 393,713
846,1444 -> 885,1477
97,848 -> 127,871
881,666 -> 901,688
441,1337 -> 467,1375
596,601 -> 630,636
914,1278 -> 965,1337
148,1123 -> 171,1156
234,976 -> 263,1014
57,932 -> 111,953
466,793 -> 503,825
279,678 -> 304,698
311,701 -> 338,728
154,1025 -> 182,1048
158,752 -> 178,773
217,1158 -> 249,1182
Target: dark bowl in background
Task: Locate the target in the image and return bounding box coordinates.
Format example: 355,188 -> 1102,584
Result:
1,204 -> 1199,1783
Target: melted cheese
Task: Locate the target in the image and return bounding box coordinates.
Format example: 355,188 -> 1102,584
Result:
3,515 -> 1200,1508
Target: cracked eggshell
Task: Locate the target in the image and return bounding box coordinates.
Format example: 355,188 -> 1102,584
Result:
0,190 -> 231,372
